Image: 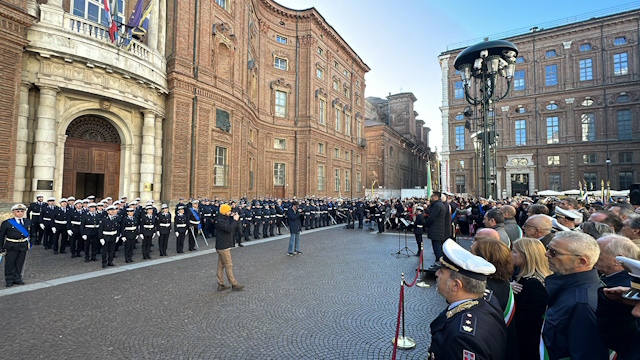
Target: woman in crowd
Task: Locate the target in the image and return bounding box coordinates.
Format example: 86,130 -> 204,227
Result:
510,237 -> 552,360
471,238 -> 519,359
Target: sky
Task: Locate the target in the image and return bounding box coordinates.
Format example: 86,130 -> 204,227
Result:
275,0 -> 639,152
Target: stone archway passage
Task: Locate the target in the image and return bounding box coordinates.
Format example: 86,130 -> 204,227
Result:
63,115 -> 121,199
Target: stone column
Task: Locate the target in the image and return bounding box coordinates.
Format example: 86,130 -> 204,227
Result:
33,86 -> 59,199
158,0 -> 167,56
153,116 -> 163,201
14,83 -> 30,203
26,0 -> 39,17
53,134 -> 67,199
121,144 -> 133,198
139,110 -> 156,202
148,0 -> 159,51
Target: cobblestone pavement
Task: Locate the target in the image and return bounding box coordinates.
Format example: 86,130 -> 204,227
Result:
0,225 -> 446,359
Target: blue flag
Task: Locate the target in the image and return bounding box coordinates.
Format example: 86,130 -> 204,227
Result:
126,0 -> 144,30
132,1 -> 153,35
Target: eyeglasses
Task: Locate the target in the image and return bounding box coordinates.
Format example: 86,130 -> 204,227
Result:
14,210 -> 25,212
546,245 -> 580,258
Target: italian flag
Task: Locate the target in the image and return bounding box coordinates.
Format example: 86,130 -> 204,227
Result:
103,0 -> 117,42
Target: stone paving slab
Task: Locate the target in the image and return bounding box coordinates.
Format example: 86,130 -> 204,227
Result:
0,226 -> 446,359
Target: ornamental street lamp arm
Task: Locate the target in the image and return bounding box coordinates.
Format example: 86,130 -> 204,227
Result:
495,78 -> 512,102
463,82 -> 480,106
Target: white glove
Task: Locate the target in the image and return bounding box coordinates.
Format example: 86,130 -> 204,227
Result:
82,235 -> 87,240
40,223 -> 45,230
100,239 -> 105,246
155,231 -> 160,237
67,230 -> 73,236
121,237 -> 127,241
139,234 -> 144,239
52,227 -> 57,234
115,237 -> 120,243
175,232 -> 179,237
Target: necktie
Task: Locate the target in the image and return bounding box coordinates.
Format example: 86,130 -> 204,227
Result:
19,219 -> 23,226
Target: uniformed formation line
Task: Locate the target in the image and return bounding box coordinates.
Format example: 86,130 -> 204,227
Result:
0,224 -> 343,298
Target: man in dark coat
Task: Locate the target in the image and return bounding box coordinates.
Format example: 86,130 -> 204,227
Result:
215,204 -> 244,291
423,192 -> 449,267
287,201 -> 303,256
0,204 -> 32,287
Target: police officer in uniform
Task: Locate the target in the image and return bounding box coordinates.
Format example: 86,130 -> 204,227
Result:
27,194 -> 45,245
68,200 -> 84,258
0,204 -> 31,287
428,239 -> 507,360
141,205 -> 157,259
157,204 -> 172,256
252,202 -> 262,239
120,207 -> 139,263
201,199 -> 213,238
41,197 -> 57,249
356,199 -> 365,229
242,203 -> 252,241
81,202 -> 100,262
275,200 -> 284,235
51,198 -> 69,254
186,200 -> 202,251
261,202 -> 270,238
174,206 -> 188,253
414,206 -> 425,255
98,205 -> 120,268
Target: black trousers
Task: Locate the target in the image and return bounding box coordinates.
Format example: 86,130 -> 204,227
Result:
188,228 -> 197,250
243,224 -> 250,240
176,232 -> 186,253
415,233 -> 423,254
253,222 -> 261,238
69,231 -> 82,256
377,218 -> 384,233
4,241 -> 28,285
124,236 -> 136,260
43,226 -> 54,248
51,227 -> 68,252
30,220 -> 44,245
159,233 -> 169,256
84,234 -> 99,259
263,221 -> 269,237
142,235 -> 152,258
357,213 -> 364,228
102,238 -> 116,265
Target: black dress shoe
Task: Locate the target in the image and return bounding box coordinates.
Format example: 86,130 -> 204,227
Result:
14,280 -> 24,285
107,262 -> 114,267
6,283 -> 13,287
238,244 -> 244,247
60,250 -> 66,254
102,264 -> 106,268
85,258 -> 90,263
71,254 -> 76,258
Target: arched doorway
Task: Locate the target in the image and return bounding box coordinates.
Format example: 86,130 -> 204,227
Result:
62,115 -> 121,199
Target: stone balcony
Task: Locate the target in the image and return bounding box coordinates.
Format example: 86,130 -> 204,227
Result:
26,2 -> 167,93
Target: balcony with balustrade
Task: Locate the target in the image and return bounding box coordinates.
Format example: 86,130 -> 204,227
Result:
26,0 -> 166,92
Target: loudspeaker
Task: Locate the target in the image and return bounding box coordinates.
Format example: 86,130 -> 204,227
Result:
630,183 -> 640,205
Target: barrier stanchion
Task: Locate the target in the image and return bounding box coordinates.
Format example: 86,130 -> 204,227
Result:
391,276 -> 403,360
416,244 -> 430,288
392,272 -> 417,354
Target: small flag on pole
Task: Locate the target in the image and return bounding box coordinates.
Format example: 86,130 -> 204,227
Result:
132,0 -> 153,35
103,0 -> 117,42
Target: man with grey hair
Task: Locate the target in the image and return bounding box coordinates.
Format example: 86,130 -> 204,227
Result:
595,234 -> 639,287
610,204 -> 634,222
621,216 -> 640,247
500,205 -> 522,243
541,231 -> 608,359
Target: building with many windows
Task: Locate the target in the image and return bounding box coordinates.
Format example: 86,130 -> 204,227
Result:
5,0 -> 368,210
364,93 -> 432,191
439,9 -> 640,197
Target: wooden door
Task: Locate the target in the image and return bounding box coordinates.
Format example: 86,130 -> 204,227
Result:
273,186 -> 285,199
63,138 -> 120,198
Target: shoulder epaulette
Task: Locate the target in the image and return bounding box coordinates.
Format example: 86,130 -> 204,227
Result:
459,312 -> 477,336
446,299 -> 478,319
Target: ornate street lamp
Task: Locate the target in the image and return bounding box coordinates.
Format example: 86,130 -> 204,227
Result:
454,40 -> 518,199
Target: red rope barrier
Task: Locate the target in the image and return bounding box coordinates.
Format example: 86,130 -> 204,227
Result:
403,248 -> 423,288
391,284 -> 403,360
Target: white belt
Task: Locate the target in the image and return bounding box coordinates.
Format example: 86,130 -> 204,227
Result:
160,223 -> 171,227
375,214 -> 380,217
31,212 -> 40,216
143,225 -> 155,228
71,221 -> 82,225
42,217 -> 52,221
416,225 -> 423,228
55,220 -> 67,224
246,217 -> 252,220
103,231 -> 118,236
255,216 -> 261,219
124,227 -> 137,231
6,238 -> 28,242
177,224 -> 187,228
204,214 -> 212,217
85,224 -> 99,228
189,220 -> 200,225
276,214 -> 283,217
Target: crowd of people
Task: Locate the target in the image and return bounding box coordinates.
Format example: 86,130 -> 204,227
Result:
3,188 -> 640,358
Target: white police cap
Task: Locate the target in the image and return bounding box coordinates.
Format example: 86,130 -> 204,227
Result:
88,202 -> 97,208
11,203 -> 27,211
616,256 -> 640,301
47,197 -> 55,202
436,239 -> 496,280
105,205 -> 116,211
554,207 -> 582,221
